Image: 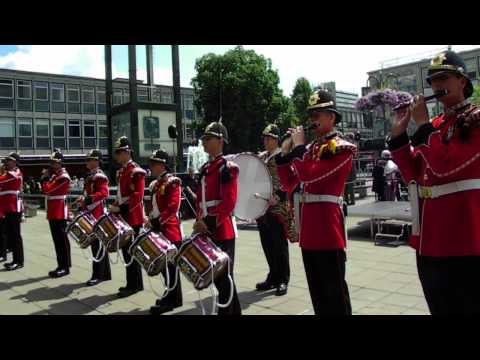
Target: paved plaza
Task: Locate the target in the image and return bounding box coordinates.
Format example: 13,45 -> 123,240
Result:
0,199 -> 429,315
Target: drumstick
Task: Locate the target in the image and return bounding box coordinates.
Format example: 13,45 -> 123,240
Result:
253,193 -> 270,202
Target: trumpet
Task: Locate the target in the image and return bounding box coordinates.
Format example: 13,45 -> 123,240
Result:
280,123 -> 318,154
392,90 -> 448,112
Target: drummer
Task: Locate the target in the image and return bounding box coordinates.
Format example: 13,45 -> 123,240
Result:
109,137 -> 146,298
255,124 -> 292,296
193,120 -> 242,315
146,149 -> 183,315
77,149 -> 112,287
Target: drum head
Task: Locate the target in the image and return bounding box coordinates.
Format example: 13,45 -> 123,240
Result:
230,153 -> 272,221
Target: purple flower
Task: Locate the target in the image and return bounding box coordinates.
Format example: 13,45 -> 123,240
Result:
355,89 -> 414,111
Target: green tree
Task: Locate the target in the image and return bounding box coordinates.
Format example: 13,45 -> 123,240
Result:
192,46 -> 288,153
472,85 -> 480,106
291,77 -> 313,126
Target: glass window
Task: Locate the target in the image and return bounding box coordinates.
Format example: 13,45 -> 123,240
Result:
35,119 -> 50,149
68,119 -> 81,149
137,86 -> 149,102
0,79 -> 14,98
464,58 -> 478,80
51,83 -> 65,102
96,88 -> 106,104
152,88 -> 161,103
0,118 -> 15,148
98,120 -> 108,149
161,89 -> 173,104
18,118 -> 33,149
67,85 -> 80,102
33,82 -> 48,100
17,80 -> 32,99
83,120 -> 96,148
52,120 -> 65,148
82,87 -> 95,103
113,88 -> 123,105
123,89 -> 130,103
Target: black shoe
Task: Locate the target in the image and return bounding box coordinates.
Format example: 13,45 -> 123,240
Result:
50,269 -> 70,278
4,262 -> 23,271
0,256 -> 7,263
256,280 -> 276,291
118,286 -> 128,292
117,288 -> 141,298
276,283 -> 288,296
86,278 -> 101,287
150,303 -> 175,315
48,268 -> 60,278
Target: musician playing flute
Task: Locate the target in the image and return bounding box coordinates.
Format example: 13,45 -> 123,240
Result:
109,136 -> 145,298
276,89 -> 356,316
193,120 -> 242,315
388,50 -> 480,315
77,149 -> 111,287
255,124 -> 292,296
147,149 -> 183,315
40,149 -> 72,278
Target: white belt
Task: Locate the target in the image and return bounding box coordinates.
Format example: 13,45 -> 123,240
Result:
418,179 -> 480,199
117,196 -> 129,205
0,190 -> 20,196
86,200 -> 102,211
299,193 -> 343,206
47,195 -> 67,200
205,200 -> 221,207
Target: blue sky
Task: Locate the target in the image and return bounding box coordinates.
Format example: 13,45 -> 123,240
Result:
0,45 -> 478,96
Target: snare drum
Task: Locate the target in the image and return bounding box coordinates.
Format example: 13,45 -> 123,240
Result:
66,211 -> 97,249
93,212 -> 134,252
129,229 -> 177,276
175,233 -> 229,290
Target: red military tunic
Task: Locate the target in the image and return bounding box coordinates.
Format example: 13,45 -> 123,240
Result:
114,160 -> 146,227
0,167 -> 23,214
148,172 -> 182,244
42,168 -> 71,220
276,135 -> 356,251
389,103 -> 480,257
195,154 -> 238,241
82,168 -> 109,220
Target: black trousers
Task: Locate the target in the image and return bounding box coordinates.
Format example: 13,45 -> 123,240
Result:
90,238 -> 111,281
121,225 -> 144,291
416,253 -> 480,315
5,212 -> 23,264
49,220 -> 71,269
212,239 -> 242,315
301,249 -> 352,316
257,213 -> 290,285
0,217 -> 6,257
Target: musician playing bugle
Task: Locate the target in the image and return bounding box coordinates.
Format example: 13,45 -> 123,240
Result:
388,50 -> 480,315
255,124 -> 292,296
276,89 -> 356,316
147,149 -> 183,315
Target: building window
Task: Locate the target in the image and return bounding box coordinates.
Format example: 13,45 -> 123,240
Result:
152,88 -> 161,103
68,119 -> 81,149
34,82 -> 49,112
123,89 -> 130,103
52,120 -> 65,149
0,79 -> 14,110
465,57 -> 478,80
83,120 -> 96,148
35,119 -> 50,149
183,95 -> 194,120
137,86 -> 149,102
96,88 -> 106,114
51,83 -> 66,113
0,118 -> 15,148
18,118 -> 33,149
113,88 -> 123,106
161,89 -> 173,104
67,85 -> 81,113
16,80 -> 32,111
82,87 -> 95,114
98,120 -> 108,149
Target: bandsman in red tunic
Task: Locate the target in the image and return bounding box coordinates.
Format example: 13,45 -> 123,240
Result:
276,89 -> 356,316
193,120 -> 242,315
109,136 -> 145,298
147,149 -> 184,315
77,149 -> 111,287
0,153 -> 24,271
41,149 -> 72,278
388,50 -> 480,315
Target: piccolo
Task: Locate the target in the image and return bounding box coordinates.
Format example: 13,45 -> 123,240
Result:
392,90 -> 448,111
280,123 -> 318,144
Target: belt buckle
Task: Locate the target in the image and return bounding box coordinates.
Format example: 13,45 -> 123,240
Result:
420,186 -> 432,199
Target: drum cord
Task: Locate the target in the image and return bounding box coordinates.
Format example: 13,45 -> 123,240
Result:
121,236 -> 135,267
91,239 -> 106,263
147,259 -> 170,300
213,258 -> 234,310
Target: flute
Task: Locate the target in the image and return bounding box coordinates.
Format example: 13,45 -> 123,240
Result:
392,89 -> 448,112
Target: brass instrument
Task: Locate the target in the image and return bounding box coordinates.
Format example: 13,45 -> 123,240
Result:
280,123 -> 318,154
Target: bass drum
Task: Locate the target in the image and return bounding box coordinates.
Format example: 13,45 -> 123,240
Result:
224,153 -> 273,221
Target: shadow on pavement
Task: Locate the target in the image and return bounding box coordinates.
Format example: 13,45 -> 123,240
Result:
237,289 -> 278,310
10,282 -> 85,302
0,275 -> 50,289
107,308 -> 150,315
